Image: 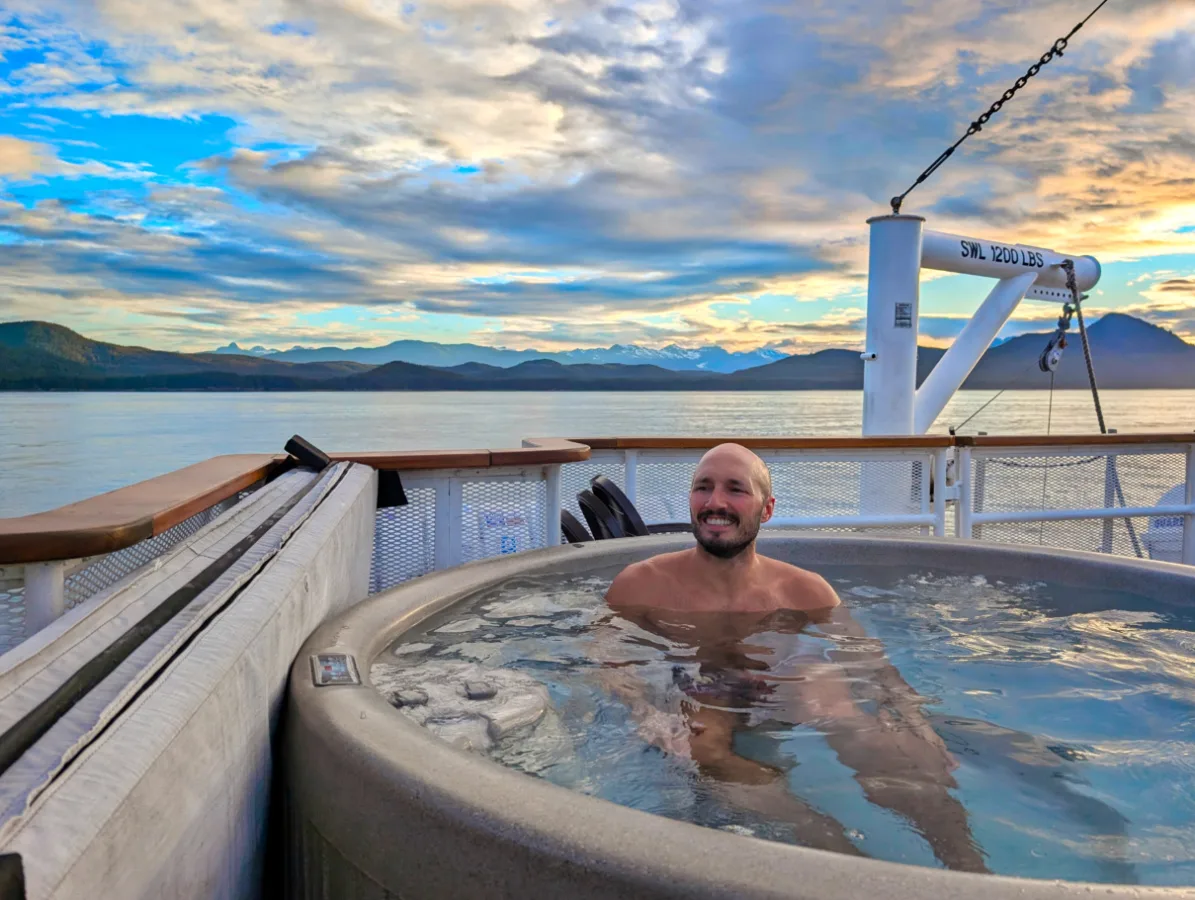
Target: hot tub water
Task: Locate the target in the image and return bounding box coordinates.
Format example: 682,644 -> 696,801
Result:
373,566 -> 1195,886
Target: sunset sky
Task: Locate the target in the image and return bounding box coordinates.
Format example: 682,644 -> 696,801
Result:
0,0 -> 1192,354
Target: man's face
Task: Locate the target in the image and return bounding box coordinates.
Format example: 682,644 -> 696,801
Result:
689,453 -> 774,558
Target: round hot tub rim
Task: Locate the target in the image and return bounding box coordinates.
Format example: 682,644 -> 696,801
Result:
285,534 -> 1195,900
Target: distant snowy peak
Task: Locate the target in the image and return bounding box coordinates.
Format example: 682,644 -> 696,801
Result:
212,342 -> 275,356
208,338 -> 788,372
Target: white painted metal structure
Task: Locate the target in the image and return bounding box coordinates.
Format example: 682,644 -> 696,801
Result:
359,438 -> 1195,600
862,215 -> 1102,436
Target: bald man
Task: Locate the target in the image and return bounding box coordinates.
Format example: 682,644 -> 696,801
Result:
605,442 -> 837,613
597,444 -> 988,871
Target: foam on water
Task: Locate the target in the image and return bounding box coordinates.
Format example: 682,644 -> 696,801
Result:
373,565 -> 1195,885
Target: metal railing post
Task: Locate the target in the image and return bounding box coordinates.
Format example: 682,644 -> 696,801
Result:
1102,454 -> 1115,554
932,449 -> 948,537
25,561 -> 66,634
957,447 -> 974,539
433,478 -> 462,570
544,465 -> 562,548
973,434 -> 987,540
624,450 -> 639,505
1185,445 -> 1195,566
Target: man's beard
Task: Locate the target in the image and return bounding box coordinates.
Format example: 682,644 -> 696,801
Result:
692,509 -> 763,559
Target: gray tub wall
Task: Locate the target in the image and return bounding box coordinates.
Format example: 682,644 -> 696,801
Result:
5,464 -> 377,900
286,534 -> 1195,900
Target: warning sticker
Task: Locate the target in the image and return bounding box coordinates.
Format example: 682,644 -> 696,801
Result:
894,302 -> 913,328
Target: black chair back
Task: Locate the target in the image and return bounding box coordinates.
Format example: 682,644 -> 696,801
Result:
560,509 -> 592,543
578,489 -> 625,540
590,475 -> 650,537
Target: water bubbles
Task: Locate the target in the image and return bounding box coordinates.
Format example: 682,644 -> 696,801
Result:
720,824 -> 756,837
394,642 -> 433,656
434,616 -> 487,634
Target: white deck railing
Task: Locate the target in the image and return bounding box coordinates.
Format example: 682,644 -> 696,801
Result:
369,436 -> 1195,594
3,435 -> 1193,649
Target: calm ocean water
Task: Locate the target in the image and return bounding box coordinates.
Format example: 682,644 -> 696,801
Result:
2,389 -> 1193,516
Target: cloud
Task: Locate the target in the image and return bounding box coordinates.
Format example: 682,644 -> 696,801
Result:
0,0 -> 1191,352
0,136 -> 57,178
0,135 -> 153,182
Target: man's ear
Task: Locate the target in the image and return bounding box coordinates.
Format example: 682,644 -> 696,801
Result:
760,495 -> 776,524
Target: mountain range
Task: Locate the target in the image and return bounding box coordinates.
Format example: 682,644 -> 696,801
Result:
1,313 -> 1192,391
212,338 -> 784,373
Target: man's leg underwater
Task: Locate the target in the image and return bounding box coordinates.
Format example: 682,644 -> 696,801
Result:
685,705 -> 864,857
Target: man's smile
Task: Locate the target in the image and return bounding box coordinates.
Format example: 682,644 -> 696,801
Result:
700,513 -> 738,527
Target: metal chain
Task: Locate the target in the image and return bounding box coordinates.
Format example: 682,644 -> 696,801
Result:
890,0 -> 1110,214
988,455 -> 1103,470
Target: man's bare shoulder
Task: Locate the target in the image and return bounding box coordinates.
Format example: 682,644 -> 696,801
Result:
604,550 -> 693,607
759,557 -> 841,611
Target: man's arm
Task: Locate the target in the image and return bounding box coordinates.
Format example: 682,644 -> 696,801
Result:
594,562 -> 696,756
787,569 -> 841,614
603,560 -> 648,610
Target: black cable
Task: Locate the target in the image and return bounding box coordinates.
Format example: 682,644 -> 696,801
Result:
953,389 -> 1006,433
890,0 -> 1110,213
1069,279 -> 1143,557
1073,297 -> 1107,434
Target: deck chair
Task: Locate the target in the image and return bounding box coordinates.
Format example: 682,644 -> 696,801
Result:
560,509 -> 592,543
584,476 -> 692,538
578,489 -> 626,540
591,475 -> 649,537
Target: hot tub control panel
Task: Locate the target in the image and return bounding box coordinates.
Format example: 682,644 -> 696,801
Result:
311,653 -> 361,686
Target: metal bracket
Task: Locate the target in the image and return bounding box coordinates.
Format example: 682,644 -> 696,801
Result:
284,435 -> 331,471
377,470 -> 409,508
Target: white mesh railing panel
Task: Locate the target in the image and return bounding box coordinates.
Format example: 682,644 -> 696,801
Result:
461,479 -> 547,563
633,459 -> 696,525
0,484 -> 262,657
633,453 -> 931,531
0,587 -> 25,657
970,448 -> 1186,559
976,514 -> 1160,560
63,492 -> 252,610
370,487 -> 436,594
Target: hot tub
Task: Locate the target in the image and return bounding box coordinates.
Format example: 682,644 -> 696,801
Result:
281,534 -> 1195,900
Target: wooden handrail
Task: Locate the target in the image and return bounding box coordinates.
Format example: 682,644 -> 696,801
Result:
0,454 -> 286,565
564,436 -> 954,450
572,434 -> 1194,450
2,433 -> 1190,566
0,441 -> 592,565
329,439 -> 590,470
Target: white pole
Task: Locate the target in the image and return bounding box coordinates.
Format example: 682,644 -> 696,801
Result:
433,479 -> 462,569
957,447 -> 974,538
861,216 -> 923,519
932,449 -> 948,537
544,465 -> 562,548
25,561 -> 66,634
913,271 -> 1038,433
624,450 -> 639,505
1184,445 -> 1195,566
863,215 -> 924,436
